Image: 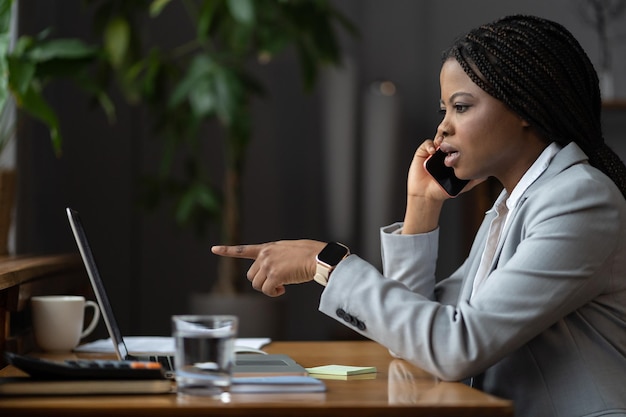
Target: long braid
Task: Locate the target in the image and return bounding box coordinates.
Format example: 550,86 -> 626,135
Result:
443,15 -> 626,198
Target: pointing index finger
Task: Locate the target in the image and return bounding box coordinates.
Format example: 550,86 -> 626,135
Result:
211,244 -> 262,260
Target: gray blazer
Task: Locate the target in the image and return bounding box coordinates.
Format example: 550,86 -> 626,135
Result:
319,143 -> 626,417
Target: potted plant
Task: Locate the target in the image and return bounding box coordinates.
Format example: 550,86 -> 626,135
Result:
0,0 -> 109,254
88,0 -> 356,298
3,1 -> 355,335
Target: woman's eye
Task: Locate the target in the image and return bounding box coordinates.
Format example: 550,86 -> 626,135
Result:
439,104 -> 470,116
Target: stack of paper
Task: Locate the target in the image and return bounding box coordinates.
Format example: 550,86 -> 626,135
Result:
231,376 -> 325,393
305,365 -> 377,380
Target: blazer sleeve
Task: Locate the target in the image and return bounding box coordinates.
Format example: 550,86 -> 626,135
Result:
379,222 -> 438,298
379,222 -> 468,305
319,166 -> 625,381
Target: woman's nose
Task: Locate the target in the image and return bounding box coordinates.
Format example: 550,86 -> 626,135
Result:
436,123 -> 450,138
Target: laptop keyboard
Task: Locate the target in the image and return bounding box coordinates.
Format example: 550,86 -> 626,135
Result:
150,355 -> 175,371
130,354 -> 175,372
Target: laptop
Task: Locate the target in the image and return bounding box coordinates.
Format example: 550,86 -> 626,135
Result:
65,207 -> 307,377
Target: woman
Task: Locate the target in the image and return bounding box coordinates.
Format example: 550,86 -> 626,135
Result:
212,15 -> 626,416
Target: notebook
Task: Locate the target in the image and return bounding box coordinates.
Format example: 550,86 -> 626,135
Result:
65,207 -> 307,377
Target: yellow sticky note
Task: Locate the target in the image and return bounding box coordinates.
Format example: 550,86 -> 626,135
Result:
305,364 -> 377,376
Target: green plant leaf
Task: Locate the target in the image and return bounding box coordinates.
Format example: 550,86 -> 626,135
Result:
169,54 -> 211,108
0,0 -> 12,34
175,181 -> 220,225
226,0 -> 254,25
197,0 -> 222,39
27,38 -> 98,62
0,34 -> 9,115
195,182 -> 221,212
256,25 -> 292,57
214,66 -> 243,127
189,77 -> 216,118
225,19 -> 253,54
20,86 -> 62,154
12,34 -> 33,56
95,91 -> 116,124
140,48 -> 163,98
34,56 -> 94,81
149,0 -> 172,17
7,56 -> 36,97
103,16 -> 131,69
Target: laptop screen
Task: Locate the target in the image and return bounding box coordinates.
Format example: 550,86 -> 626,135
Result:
66,207 -> 130,361
66,208 -> 308,378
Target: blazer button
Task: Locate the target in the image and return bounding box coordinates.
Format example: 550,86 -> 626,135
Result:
356,320 -> 366,331
336,308 -> 346,319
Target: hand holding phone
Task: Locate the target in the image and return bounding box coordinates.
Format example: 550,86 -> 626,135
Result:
423,149 -> 470,197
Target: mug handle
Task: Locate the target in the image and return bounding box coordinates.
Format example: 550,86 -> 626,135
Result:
81,300 -> 101,339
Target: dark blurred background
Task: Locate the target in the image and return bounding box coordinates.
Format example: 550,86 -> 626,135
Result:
9,0 -> 626,339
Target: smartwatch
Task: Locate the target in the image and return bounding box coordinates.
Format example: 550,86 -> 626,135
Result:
313,242 -> 350,286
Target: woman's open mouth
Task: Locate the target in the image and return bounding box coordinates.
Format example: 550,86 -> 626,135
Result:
444,151 -> 460,167
438,143 -> 459,167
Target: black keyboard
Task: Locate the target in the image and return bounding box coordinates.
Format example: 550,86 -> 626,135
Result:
5,352 -> 167,380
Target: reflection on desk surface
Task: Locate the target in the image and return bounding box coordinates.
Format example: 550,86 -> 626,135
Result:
388,359 -> 439,404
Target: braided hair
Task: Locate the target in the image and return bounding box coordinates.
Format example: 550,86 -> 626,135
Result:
443,15 -> 626,198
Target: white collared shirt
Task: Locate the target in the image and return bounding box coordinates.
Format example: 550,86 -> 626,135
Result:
471,142 -> 562,297
502,141 -> 562,230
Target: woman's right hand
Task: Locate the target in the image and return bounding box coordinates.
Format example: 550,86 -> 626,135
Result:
402,137 -> 447,234
403,137 -> 485,234
407,136 -> 450,201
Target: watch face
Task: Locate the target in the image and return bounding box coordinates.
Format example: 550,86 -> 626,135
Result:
318,242 -> 349,266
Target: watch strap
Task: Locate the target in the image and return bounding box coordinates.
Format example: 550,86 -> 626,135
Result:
313,266 -> 331,287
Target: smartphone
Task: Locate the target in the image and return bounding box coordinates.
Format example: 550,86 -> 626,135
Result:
423,149 -> 470,197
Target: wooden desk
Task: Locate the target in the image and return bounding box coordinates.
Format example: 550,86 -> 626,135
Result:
0,341 -> 514,416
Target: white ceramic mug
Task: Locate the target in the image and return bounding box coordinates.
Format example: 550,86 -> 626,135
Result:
31,295 -> 101,352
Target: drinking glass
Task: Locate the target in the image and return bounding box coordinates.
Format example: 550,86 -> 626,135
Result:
172,315 -> 238,398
